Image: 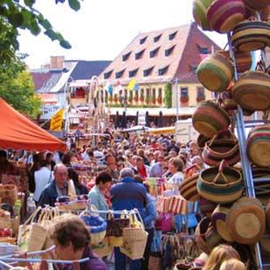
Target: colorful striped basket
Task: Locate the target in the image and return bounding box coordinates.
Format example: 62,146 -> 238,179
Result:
192,100 -> 230,138
243,0 -> 270,11
226,197 -> 265,245
207,0 -> 246,33
232,71 -> 270,111
202,129 -> 240,166
180,173 -> 200,202
197,53 -> 234,92
197,160 -> 244,204
216,50 -> 252,73
211,204 -> 234,243
192,0 -> 214,30
231,20 -> 270,52
246,125 -> 270,167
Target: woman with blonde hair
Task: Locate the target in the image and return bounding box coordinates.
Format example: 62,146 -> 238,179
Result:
202,244 -> 240,270
220,259 -> 246,270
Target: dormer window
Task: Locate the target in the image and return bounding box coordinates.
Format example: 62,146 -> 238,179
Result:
135,49 -> 145,60
165,45 -> 176,57
158,65 -> 169,76
154,34 -> 162,43
140,36 -> 147,45
115,69 -> 125,79
143,67 -> 154,77
200,47 -> 208,54
190,64 -> 197,73
169,31 -> 177,40
104,70 -> 113,79
129,68 -> 139,78
122,52 -> 131,61
150,47 -> 160,58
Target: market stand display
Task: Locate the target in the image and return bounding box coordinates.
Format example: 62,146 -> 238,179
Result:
191,0 -> 270,268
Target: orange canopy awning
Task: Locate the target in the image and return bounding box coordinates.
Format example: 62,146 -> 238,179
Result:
0,98 -> 67,152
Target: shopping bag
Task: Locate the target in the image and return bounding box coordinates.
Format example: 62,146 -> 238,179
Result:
18,207 -> 47,252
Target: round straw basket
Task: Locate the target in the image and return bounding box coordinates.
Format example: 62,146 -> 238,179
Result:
207,0 -> 246,33
199,197 -> 217,220
226,197 -> 266,245
231,20 -> 270,52
197,53 -> 234,92
211,205 -> 234,242
180,174 -> 200,202
246,125 -> 270,167
243,0 -> 270,11
192,101 -> 230,138
232,71 -> 270,111
197,161 -> 244,204
216,50 -> 252,73
192,0 -> 214,30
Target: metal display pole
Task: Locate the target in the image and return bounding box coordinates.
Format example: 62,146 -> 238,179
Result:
227,33 -> 263,270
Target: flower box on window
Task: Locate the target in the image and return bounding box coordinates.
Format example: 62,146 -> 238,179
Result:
196,96 -> 206,102
134,95 -> 138,102
140,96 -> 144,102
157,96 -> 162,104
180,96 -> 189,103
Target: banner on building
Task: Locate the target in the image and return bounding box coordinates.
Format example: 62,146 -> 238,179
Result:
50,108 -> 64,131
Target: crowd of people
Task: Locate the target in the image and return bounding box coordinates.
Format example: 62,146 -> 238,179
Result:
0,130 -> 248,269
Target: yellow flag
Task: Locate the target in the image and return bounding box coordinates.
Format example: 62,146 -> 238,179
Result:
50,108 -> 64,131
127,79 -> 136,91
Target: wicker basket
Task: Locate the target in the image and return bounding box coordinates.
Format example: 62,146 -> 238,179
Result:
243,0 -> 270,10
196,53 -> 234,92
207,0 -> 246,33
226,197 -> 265,245
192,0 -> 214,30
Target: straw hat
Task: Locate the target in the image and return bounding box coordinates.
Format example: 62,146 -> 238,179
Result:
226,197 -> 265,245
211,205 -> 234,243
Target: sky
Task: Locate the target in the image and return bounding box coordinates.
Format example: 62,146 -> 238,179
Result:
18,0 -> 227,69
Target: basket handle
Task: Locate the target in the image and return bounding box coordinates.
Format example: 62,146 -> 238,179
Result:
212,160 -> 230,184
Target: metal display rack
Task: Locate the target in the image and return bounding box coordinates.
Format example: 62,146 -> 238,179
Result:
227,30 -> 270,269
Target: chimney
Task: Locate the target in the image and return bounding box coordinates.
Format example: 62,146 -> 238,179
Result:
50,56 -> 65,69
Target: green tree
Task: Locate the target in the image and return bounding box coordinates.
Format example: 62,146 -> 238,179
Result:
164,82 -> 172,108
0,57 -> 41,117
0,0 -> 83,63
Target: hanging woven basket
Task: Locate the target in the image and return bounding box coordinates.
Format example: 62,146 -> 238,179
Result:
192,0 -> 215,30
197,160 -> 244,204
232,71 -> 270,111
197,53 -> 234,92
246,125 -> 270,167
192,100 -> 230,138
243,0 -> 270,11
216,50 -> 252,73
226,197 -> 265,245
207,0 -> 246,33
231,20 -> 270,52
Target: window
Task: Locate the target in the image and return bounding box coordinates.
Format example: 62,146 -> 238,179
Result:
150,47 -> 160,58
158,65 -> 169,76
140,36 -> 147,44
190,64 -> 197,73
181,87 -> 189,98
129,68 -> 139,78
154,34 -> 162,43
104,70 -> 113,79
122,52 -> 131,61
143,67 -> 154,77
169,31 -> 177,40
200,47 -> 208,54
165,45 -> 176,57
115,69 -> 125,79
135,49 -> 145,60
158,88 -> 162,97
197,87 -> 205,98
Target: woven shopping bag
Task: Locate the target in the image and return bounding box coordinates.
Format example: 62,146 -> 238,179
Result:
120,210 -> 148,260
18,206 -> 47,252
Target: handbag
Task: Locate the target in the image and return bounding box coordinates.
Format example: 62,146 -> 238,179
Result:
120,211 -> 148,260
106,211 -> 130,247
18,206 -> 47,252
202,129 -> 240,166
0,184 -> 18,206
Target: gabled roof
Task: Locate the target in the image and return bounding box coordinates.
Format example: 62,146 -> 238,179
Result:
70,61 -> 111,80
99,22 -> 220,84
31,72 -> 53,91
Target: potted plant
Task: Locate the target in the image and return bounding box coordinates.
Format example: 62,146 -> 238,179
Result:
140,95 -> 144,102
157,96 -> 162,104
180,96 -> 189,103
196,95 -> 205,102
151,96 -> 156,104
